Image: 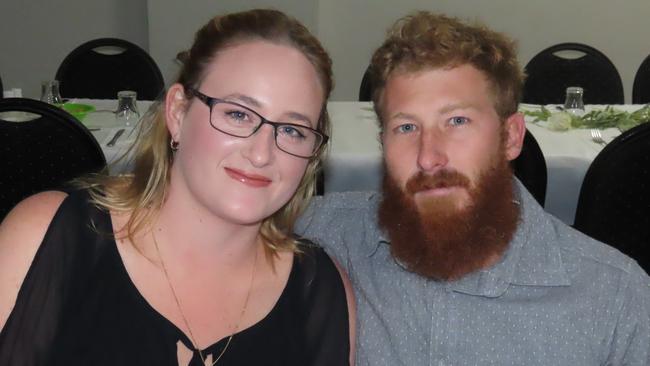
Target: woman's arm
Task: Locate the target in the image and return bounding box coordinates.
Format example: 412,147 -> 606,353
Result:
0,191 -> 68,330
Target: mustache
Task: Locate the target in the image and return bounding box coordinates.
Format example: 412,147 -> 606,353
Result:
405,170 -> 471,195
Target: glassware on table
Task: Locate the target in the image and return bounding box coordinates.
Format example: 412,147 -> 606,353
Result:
116,90 -> 140,127
40,80 -> 63,106
564,86 -> 585,116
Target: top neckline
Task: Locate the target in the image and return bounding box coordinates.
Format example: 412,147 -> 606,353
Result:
104,212 -> 298,354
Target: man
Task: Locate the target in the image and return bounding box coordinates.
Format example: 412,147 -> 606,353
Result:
297,11 -> 650,365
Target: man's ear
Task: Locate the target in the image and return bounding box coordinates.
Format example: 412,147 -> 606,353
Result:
503,112 -> 526,161
165,83 -> 188,141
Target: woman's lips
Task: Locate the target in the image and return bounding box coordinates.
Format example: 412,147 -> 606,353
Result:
224,167 -> 272,188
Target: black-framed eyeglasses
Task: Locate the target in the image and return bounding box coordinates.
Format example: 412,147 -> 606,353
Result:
187,88 -> 328,159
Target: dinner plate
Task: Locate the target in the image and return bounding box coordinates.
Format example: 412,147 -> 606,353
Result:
62,103 -> 96,121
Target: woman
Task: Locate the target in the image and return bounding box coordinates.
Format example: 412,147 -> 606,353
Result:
0,9 -> 354,366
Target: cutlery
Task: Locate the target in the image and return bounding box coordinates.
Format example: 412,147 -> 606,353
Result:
590,129 -> 606,145
106,128 -> 125,147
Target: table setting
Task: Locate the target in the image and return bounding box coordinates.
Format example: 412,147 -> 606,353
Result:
66,97 -> 154,173
325,101 -> 650,225
9,93 -> 645,225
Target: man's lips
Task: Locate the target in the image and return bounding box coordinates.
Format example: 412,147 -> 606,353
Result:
224,167 -> 272,188
414,185 -> 463,197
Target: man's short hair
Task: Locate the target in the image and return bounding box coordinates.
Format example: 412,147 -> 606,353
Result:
370,11 -> 524,123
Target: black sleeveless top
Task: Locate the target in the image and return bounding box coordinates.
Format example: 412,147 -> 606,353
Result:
0,191 -> 350,366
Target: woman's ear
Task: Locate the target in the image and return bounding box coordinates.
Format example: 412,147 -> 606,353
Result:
165,83 -> 188,142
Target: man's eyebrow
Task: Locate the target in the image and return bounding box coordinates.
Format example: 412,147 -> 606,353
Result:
223,93 -> 314,126
438,102 -> 478,115
388,111 -> 419,122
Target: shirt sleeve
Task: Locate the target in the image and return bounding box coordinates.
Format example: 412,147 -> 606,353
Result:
296,194 -> 357,275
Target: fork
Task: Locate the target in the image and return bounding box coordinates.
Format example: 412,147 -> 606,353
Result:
590,129 -> 606,145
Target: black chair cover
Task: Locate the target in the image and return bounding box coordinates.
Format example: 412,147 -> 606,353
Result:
633,54 -> 650,104
511,129 -> 547,207
523,43 -> 624,105
359,66 -> 374,102
55,38 -> 164,100
573,122 -> 650,274
0,98 -> 106,220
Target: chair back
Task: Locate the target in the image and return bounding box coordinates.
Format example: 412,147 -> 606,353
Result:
359,66 -> 373,102
523,43 -> 624,105
511,129 -> 547,206
633,54 -> 650,104
0,98 -> 106,219
55,38 -> 164,100
573,122 -> 650,274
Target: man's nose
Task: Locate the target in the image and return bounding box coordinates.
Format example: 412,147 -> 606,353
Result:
416,130 -> 449,173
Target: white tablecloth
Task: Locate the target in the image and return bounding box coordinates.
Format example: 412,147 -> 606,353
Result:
73,99 -> 154,174
80,100 -> 641,225
325,102 -> 643,225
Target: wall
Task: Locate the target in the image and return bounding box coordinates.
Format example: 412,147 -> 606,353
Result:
147,0 -> 317,89
0,0 -> 149,99
2,1 -> 648,102
316,0 -> 649,101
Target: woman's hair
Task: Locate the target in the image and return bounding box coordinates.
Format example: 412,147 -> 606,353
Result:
369,11 -> 524,123
78,9 -> 333,255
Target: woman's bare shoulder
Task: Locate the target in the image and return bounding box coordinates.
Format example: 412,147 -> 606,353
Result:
0,191 -> 68,329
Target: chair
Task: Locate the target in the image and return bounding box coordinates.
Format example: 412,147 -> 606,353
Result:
573,122 -> 650,274
632,54 -> 650,104
523,43 -> 624,105
55,38 -> 164,100
511,129 -> 547,207
0,98 -> 106,220
358,66 -> 374,102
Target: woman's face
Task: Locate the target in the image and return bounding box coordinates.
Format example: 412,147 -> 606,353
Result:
166,40 -> 324,226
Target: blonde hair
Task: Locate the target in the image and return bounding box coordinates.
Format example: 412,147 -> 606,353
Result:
370,11 -> 524,123
77,9 -> 333,256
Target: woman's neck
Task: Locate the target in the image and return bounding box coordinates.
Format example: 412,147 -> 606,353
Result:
152,185 -> 263,269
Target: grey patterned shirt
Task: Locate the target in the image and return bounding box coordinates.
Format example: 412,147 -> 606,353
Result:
296,183 -> 650,365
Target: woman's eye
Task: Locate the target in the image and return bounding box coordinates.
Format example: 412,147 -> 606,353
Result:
449,116 -> 469,126
279,125 -> 306,139
395,123 -> 417,134
225,110 -> 249,121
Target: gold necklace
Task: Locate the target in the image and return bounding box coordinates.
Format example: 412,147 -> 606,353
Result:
152,229 -> 258,366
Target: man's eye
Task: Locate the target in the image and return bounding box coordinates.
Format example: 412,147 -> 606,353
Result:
396,123 -> 417,133
449,116 -> 469,126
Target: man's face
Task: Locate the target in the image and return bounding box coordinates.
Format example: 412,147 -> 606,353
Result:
378,64 -> 525,280
380,64 -> 523,212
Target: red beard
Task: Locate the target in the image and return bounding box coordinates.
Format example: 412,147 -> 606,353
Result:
378,150 -> 520,281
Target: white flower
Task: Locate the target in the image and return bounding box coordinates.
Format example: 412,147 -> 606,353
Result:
547,112 -> 573,131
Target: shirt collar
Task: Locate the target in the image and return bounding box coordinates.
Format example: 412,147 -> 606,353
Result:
371,179 -> 571,297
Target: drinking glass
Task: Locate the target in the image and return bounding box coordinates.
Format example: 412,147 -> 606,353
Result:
40,80 -> 63,106
116,90 -> 140,126
564,86 -> 585,116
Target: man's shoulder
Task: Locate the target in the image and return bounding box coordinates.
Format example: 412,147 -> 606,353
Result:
315,191 -> 380,210
550,217 -> 650,287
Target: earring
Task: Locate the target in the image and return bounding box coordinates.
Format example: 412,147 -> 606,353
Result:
170,139 -> 179,151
